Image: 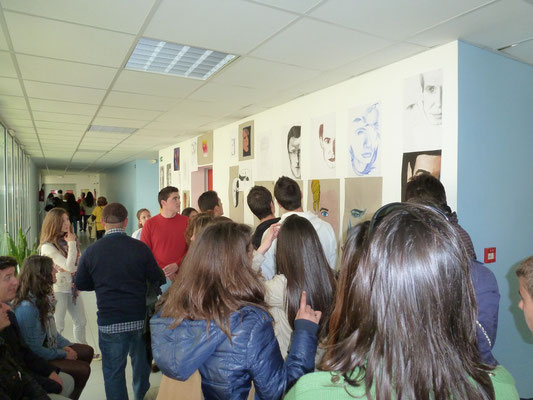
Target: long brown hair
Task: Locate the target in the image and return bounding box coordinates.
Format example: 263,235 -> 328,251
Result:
40,208 -> 68,249
161,222 -> 267,338
321,203 -> 494,400
12,255 -> 54,329
275,215 -> 336,341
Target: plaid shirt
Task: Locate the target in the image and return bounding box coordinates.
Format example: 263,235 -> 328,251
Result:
104,228 -> 126,236
98,320 -> 145,334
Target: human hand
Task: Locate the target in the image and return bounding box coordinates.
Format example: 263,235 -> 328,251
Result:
64,346 -> 78,360
0,303 -> 11,331
257,223 -> 280,255
295,291 -> 322,325
65,227 -> 76,242
163,263 -> 178,279
48,371 -> 63,387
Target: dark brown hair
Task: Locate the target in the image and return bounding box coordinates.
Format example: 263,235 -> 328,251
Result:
517,256 -> 533,298
184,212 -> 216,245
161,222 -> 267,338
197,190 -> 220,212
96,196 -> 108,207
102,202 -> 128,224
276,215 -> 336,341
158,186 -> 179,207
321,203 -> 494,400
247,186 -> 274,220
274,176 -> 301,211
136,208 -> 150,229
12,255 -> 54,330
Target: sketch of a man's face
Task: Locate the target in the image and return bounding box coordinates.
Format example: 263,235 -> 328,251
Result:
407,154 -> 441,180
242,127 -> 250,155
349,104 -> 379,176
421,71 -> 442,125
319,124 -> 335,168
286,126 -> 302,179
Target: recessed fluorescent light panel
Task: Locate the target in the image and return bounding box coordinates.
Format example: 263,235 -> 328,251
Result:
126,37 -> 236,80
88,125 -> 137,134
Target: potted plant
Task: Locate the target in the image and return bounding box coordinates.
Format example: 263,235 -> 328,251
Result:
2,227 -> 38,275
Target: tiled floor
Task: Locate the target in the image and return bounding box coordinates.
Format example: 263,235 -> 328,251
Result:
63,230 -> 162,400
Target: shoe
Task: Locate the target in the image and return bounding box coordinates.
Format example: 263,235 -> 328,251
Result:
93,353 -> 102,361
151,363 -> 160,373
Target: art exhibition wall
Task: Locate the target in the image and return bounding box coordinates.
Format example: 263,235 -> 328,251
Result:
41,173 -> 100,197
100,159 -> 159,235
160,41 -> 459,232
458,41 -> 533,397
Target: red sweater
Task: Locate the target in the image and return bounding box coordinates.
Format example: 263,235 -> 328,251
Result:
141,213 -> 189,269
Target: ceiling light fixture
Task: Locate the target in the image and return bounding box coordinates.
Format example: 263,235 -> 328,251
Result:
126,37 -> 236,80
88,125 -> 137,134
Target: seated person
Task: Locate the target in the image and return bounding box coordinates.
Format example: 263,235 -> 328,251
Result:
13,255 -> 93,400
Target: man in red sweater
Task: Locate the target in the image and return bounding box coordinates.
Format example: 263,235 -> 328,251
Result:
141,186 -> 188,291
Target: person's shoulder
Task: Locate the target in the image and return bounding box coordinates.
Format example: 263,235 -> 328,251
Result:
235,306 -> 273,326
289,371 -> 353,397
491,365 -> 520,399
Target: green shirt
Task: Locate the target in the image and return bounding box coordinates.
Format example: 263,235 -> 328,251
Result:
284,365 -> 519,400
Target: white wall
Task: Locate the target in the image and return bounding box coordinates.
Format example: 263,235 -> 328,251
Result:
41,173 -> 100,197
160,42 -> 459,231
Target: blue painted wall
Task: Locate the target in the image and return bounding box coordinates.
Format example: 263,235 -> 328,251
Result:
100,160 -> 159,235
458,41 -> 533,397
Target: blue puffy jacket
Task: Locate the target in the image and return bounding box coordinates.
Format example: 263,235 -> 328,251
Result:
150,306 -> 318,400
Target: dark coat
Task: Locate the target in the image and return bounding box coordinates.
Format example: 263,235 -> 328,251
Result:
150,306 -> 317,400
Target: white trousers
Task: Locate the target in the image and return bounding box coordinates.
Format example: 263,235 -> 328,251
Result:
54,291 -> 87,344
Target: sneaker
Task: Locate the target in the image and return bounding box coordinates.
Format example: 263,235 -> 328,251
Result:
93,353 -> 102,361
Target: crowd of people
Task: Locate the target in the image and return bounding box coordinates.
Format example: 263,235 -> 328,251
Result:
2,174 -> 533,399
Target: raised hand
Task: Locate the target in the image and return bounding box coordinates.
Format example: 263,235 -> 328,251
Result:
295,291 -> 322,324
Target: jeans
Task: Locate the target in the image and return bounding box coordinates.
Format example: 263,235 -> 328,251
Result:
54,291 -> 87,344
99,328 -> 151,400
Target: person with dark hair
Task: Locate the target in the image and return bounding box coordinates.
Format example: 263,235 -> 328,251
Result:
197,190 -> 224,216
0,256 -> 74,399
132,208 -> 151,240
40,208 -> 87,346
13,255 -> 94,400
259,176 -> 337,280
64,193 -> 81,235
80,192 -> 95,233
181,207 -> 198,218
91,196 -> 108,240
151,221 -> 321,399
247,186 -> 280,250
141,186 -> 189,293
287,126 -> 301,179
405,172 -> 476,260
286,203 -> 519,399
76,202 -> 165,400
264,215 -> 336,359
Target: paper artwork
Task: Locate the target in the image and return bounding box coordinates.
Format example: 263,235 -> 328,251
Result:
257,131 -> 274,181
239,121 -> 254,161
343,177 -> 383,237
229,165 -> 244,223
401,150 -> 442,201
197,132 -> 213,165
310,114 -> 336,177
166,163 -> 172,186
173,147 -> 180,171
159,166 -> 164,189
307,179 -> 340,237
285,125 -> 302,179
347,103 -> 381,177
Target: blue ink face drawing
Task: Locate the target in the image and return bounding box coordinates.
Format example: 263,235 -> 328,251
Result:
349,103 -> 380,176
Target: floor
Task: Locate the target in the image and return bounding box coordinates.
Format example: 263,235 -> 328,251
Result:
64,229 -> 162,400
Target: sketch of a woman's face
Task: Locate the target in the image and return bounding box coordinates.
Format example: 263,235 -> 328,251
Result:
242,127 -> 250,155
349,104 -> 379,176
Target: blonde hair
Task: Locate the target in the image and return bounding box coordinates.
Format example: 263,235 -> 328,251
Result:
311,179 -> 320,213
40,208 -> 68,248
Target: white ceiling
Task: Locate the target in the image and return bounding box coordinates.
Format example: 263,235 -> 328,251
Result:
0,0 -> 532,173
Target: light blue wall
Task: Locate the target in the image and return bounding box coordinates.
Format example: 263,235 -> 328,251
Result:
100,160 -> 159,235
458,41 -> 533,397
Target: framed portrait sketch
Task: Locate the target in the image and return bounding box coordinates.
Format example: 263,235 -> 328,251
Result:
173,147 -> 180,171
238,120 -> 254,161
197,131 -> 214,166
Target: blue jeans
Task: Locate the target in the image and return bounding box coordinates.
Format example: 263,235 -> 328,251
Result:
98,328 -> 151,400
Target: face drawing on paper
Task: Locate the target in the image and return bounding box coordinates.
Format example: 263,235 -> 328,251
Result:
407,154 -> 442,180
159,166 -> 164,188
287,126 -> 301,179
349,103 -> 380,176
319,124 -> 335,168
311,180 -> 339,235
242,126 -> 251,157
202,140 -> 208,157
347,208 -> 366,232
420,70 -> 443,125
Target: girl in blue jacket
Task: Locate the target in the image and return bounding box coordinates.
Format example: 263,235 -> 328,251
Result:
151,221 -> 321,400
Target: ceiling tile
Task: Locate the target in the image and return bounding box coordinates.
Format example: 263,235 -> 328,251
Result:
17,54 -> 117,89
35,127 -> 85,137
92,117 -> 146,129
503,39 -> 533,65
309,0 -> 493,40
32,111 -> 92,124
97,106 -> 162,121
0,51 -> 17,78
1,0 -> 155,34
188,81 -> 271,107
0,24 -> 8,50
104,91 -> 178,111
163,100 -> 241,119
0,76 -> 23,96
4,12 -> 135,67
4,119 -> 34,128
113,70 -> 203,98
34,120 -> 88,131
145,0 -> 297,54
250,18 -> 391,70
24,81 -> 106,104
211,56 -> 321,90
0,94 -> 27,110
408,0 -> 533,49
29,98 -> 98,115
248,0 -> 322,13
0,108 -> 31,120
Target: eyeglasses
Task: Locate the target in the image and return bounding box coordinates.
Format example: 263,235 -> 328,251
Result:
368,202 -> 449,235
